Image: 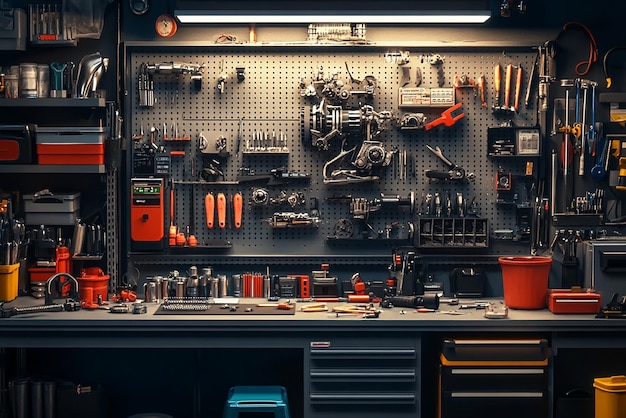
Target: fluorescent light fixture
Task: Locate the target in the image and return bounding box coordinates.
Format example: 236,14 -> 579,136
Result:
174,10 -> 491,24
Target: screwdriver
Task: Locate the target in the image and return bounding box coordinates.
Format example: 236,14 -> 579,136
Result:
494,63 -> 501,105
205,193 -> 214,229
233,192 -> 243,229
505,64 -> 513,108
217,193 -> 226,229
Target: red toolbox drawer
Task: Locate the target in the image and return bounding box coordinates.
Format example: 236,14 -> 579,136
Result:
548,289 -> 601,314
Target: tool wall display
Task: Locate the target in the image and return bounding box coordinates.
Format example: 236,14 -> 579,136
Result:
126,46 -> 538,264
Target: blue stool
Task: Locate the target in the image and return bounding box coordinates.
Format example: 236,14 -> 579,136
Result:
223,386 -> 291,418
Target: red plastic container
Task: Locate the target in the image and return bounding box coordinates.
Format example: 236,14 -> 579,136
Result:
78,267 -> 110,304
498,256 -> 552,309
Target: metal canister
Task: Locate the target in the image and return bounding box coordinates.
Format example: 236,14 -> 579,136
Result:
175,278 -> 186,297
152,276 -> 163,301
263,275 -> 271,298
231,274 -> 242,297
160,277 -> 170,300
210,277 -> 219,298
143,281 -> 157,303
4,74 -> 18,98
186,276 -> 199,297
218,275 -> 228,297
19,63 -> 38,98
37,64 -> 49,98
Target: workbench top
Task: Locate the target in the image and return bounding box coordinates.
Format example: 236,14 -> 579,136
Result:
0,295 -> 612,326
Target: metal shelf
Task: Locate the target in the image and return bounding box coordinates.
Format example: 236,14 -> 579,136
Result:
0,165 -> 106,174
0,98 -> 106,108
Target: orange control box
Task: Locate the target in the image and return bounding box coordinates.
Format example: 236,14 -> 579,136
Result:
130,178 -> 164,251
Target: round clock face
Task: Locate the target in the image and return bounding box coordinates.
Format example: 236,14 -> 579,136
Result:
155,14 -> 177,38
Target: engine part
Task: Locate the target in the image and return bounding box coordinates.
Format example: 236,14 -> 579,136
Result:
323,140 -> 394,184
74,52 -> 109,98
267,212 -> 320,228
399,113 -> 427,130
332,218 -> 354,238
309,103 -> 391,151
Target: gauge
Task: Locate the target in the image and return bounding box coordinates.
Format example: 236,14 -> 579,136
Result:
155,14 -> 177,38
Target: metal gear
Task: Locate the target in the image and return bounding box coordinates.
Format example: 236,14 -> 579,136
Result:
333,218 -> 354,238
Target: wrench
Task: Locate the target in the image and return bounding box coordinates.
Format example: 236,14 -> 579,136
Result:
425,145 -> 471,180
590,122 -> 607,180
424,103 -> 465,130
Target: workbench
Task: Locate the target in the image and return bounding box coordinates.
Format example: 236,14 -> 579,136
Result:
1,297 -> 624,418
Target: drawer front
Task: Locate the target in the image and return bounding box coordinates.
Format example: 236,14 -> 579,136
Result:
441,391 -> 547,418
441,366 -> 547,390
306,337 -> 420,418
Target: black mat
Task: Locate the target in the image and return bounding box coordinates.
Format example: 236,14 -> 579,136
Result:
154,303 -> 296,315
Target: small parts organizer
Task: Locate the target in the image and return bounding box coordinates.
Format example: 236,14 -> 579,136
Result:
418,218 -> 489,248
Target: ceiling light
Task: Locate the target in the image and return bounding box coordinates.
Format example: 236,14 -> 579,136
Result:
174,10 -> 492,25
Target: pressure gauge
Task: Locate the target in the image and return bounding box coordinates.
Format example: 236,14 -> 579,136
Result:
155,14 -> 177,38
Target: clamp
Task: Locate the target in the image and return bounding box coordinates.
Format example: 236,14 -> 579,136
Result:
424,103 -> 465,130
425,145 -> 474,181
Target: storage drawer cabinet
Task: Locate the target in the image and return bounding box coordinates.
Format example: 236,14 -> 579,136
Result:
439,338 -> 549,418
306,337 -> 420,418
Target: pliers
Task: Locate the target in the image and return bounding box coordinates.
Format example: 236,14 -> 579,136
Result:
425,145 -> 471,181
425,103 -> 465,130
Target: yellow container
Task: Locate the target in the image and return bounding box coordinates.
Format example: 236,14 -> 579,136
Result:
594,375 -> 626,418
0,263 -> 19,302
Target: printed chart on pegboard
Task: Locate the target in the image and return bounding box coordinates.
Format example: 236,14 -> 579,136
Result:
127,46 -> 538,261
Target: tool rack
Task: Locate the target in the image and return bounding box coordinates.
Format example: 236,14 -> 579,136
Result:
124,43 -> 538,270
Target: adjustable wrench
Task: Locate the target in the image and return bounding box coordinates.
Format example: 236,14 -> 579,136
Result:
425,145 -> 472,181
424,103 -> 465,130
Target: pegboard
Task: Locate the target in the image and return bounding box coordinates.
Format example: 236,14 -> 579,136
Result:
127,45 -> 538,263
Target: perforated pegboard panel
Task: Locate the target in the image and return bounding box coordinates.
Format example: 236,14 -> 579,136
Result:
127,46 -> 537,262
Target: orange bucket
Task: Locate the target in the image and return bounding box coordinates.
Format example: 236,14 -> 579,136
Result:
498,256 -> 552,309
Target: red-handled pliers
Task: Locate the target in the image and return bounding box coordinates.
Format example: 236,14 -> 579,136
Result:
424,103 -> 465,130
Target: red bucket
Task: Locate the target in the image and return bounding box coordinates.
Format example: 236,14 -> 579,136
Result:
498,256 -> 552,309
78,267 -> 110,304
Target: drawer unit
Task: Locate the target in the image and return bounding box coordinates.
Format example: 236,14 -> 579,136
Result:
439,338 -> 549,418
36,127 -> 106,165
307,337 -> 420,418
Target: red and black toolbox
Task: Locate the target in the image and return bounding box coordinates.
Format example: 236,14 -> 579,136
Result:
36,126 -> 106,165
547,288 -> 601,314
0,124 -> 36,163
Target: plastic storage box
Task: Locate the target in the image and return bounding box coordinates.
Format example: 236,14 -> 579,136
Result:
23,192 -> 80,225
0,263 -> 19,301
36,127 -> 106,165
594,375 -> 626,418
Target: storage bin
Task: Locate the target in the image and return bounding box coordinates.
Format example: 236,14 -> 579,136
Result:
36,127 -> 106,165
23,192 -> 80,225
499,256 -> 552,309
0,263 -> 19,301
594,375 -> 626,418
